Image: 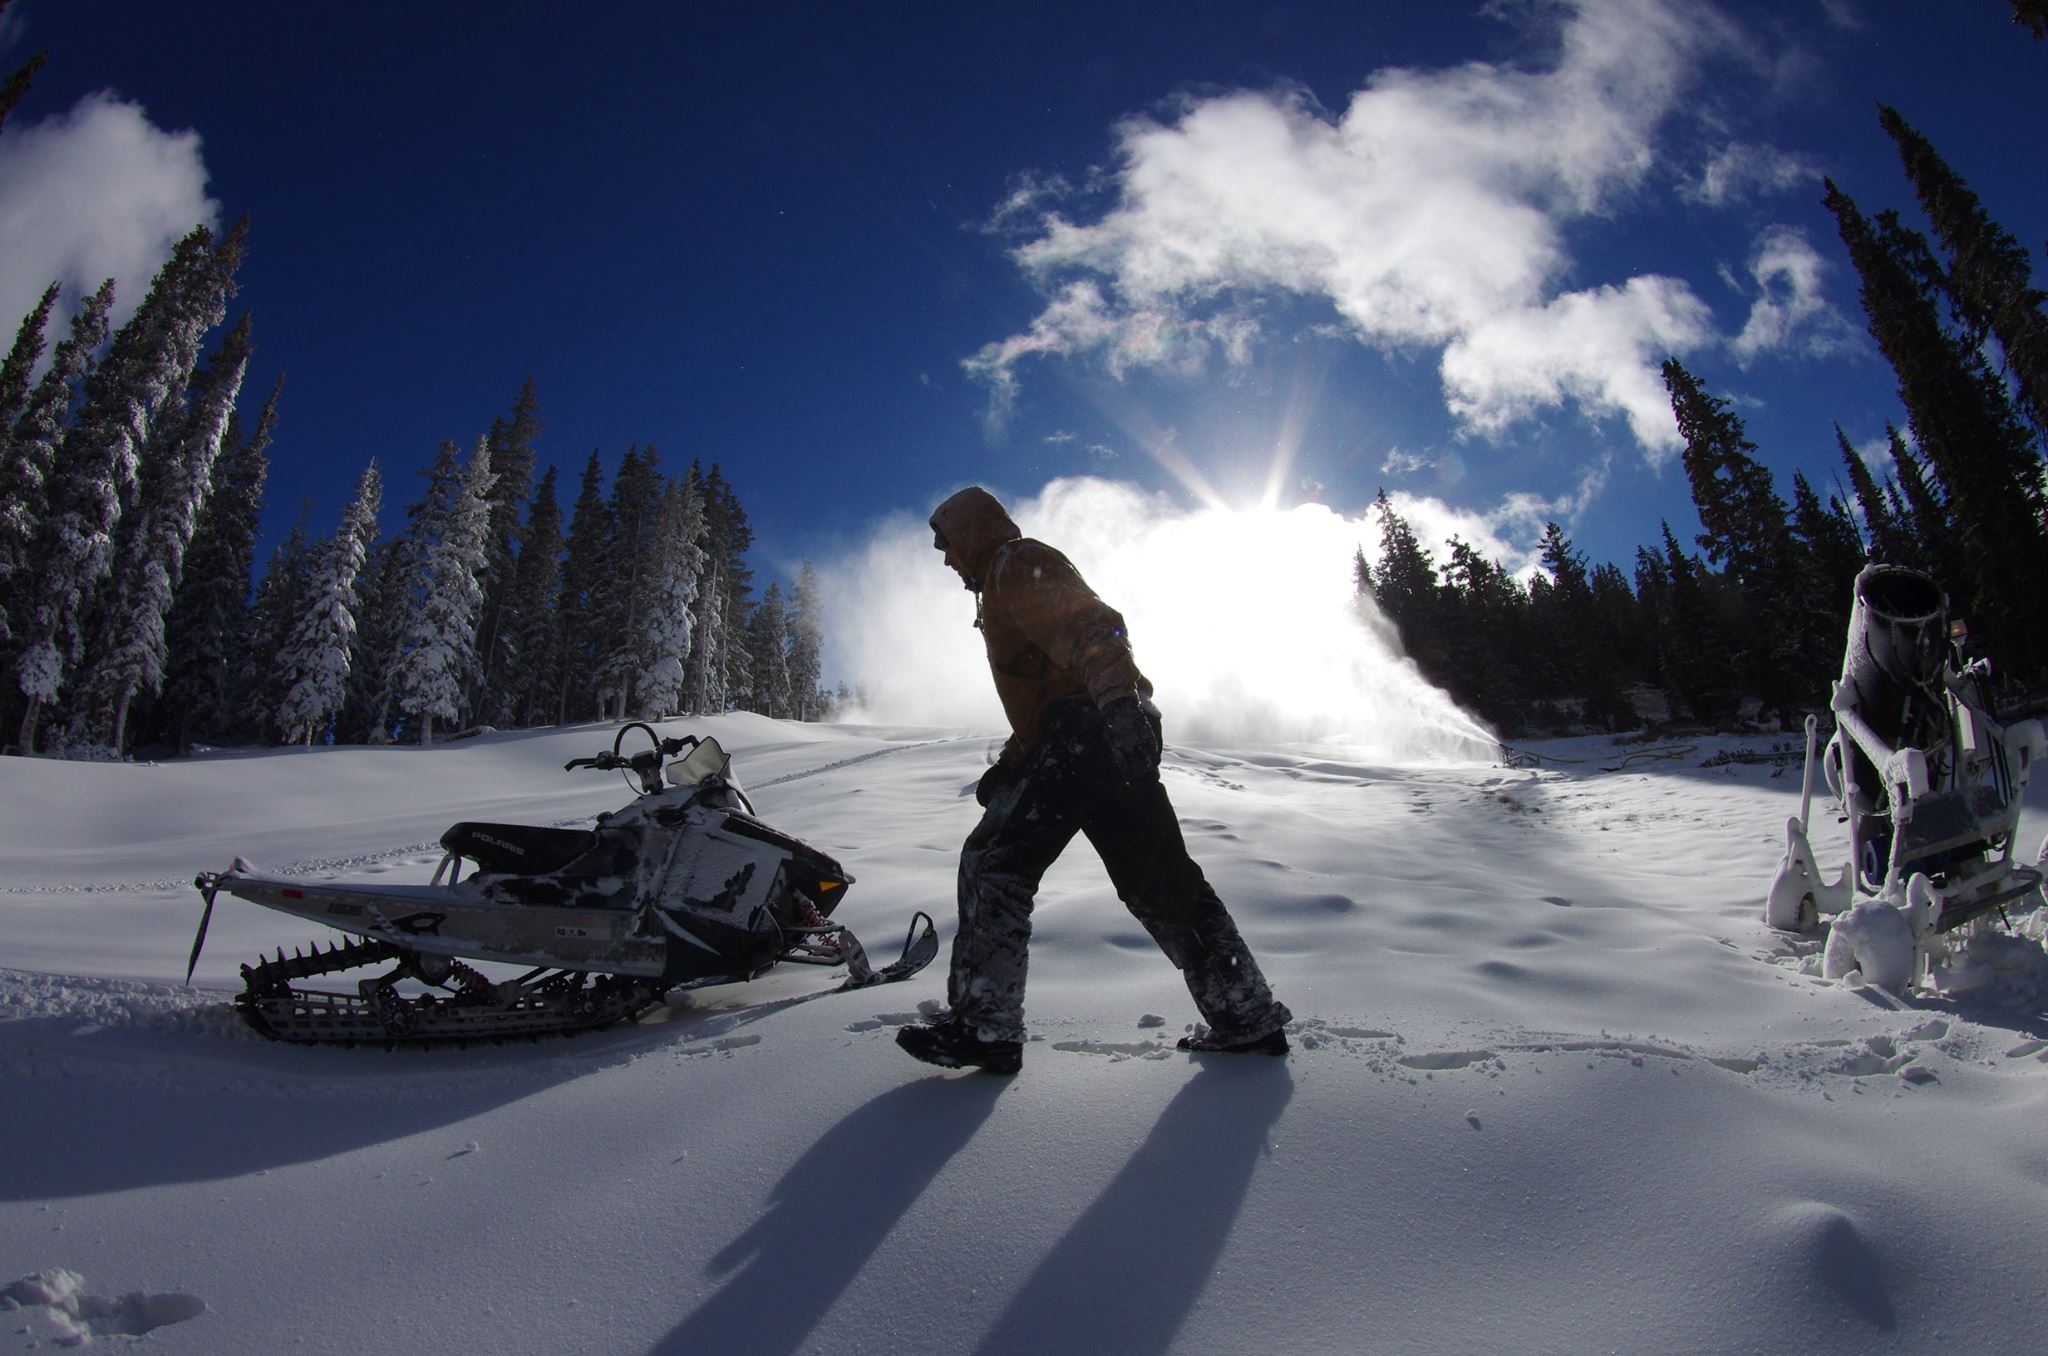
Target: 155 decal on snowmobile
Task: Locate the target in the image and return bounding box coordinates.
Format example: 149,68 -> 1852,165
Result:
188,723 -> 936,1046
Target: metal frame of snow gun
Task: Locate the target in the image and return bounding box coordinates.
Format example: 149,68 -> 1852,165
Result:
1767,566 -> 2048,992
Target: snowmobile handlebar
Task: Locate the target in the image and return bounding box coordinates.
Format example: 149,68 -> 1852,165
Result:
565,724 -> 711,795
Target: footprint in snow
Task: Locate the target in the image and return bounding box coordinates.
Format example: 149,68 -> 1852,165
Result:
3,1269 -> 207,1343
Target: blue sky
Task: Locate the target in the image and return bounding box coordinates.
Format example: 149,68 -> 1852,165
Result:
1,0 -> 2042,597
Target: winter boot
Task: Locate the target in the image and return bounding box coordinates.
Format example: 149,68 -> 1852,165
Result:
1177,1026 -> 1289,1056
895,1017 -> 1023,1074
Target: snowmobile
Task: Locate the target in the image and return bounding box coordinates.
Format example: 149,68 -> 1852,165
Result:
1767,565 -> 2047,991
188,723 -> 937,1045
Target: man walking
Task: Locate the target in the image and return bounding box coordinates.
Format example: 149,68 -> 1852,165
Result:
896,486 -> 1291,1074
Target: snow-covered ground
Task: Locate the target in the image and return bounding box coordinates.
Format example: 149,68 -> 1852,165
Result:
5,712 -> 2048,1353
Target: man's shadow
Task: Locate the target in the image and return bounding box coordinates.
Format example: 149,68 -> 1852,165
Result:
649,1075 -> 1004,1356
971,1060 -> 1294,1356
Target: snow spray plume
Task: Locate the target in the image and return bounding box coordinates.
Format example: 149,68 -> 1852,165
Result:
821,478 -> 1498,763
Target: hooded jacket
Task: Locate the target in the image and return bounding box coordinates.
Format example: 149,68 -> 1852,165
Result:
929,486 -> 1151,754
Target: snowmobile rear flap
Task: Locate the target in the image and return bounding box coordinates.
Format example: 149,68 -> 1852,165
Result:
441,822 -> 601,876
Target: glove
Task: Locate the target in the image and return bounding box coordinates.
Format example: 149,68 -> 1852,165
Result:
1102,693 -> 1162,785
976,758 -> 1022,807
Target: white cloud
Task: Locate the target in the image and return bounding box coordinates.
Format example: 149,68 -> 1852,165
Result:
1731,224 -> 1855,364
965,0 -> 1789,462
1684,141 -> 1819,206
0,91 -> 218,340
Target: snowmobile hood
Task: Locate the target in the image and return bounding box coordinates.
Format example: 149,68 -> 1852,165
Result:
929,486 -> 1021,592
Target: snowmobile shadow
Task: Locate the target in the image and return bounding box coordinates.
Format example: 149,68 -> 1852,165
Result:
969,1060 -> 1294,1356
0,1016 -> 668,1201
649,1076 -> 1004,1356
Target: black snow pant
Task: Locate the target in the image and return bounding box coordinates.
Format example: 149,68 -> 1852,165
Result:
949,698 -> 1290,1044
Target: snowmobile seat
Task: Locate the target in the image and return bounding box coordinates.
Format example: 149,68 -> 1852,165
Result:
441,822 -> 601,876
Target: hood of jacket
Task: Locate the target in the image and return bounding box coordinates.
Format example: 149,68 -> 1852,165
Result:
929,486 -> 1021,591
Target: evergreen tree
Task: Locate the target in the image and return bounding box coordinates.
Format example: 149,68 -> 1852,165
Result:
555,450 -> 611,724
1366,489 -> 1444,678
11,221 -> 243,750
76,312 -> 254,749
390,438 -> 494,744
274,461 -> 381,745
1879,106 -> 2048,438
0,281 -> 111,666
1835,425 -> 1914,565
1647,524 -> 1741,726
787,561 -> 826,721
589,445 -> 665,718
338,535 -> 405,743
157,374 -> 279,748
1434,537 -> 1529,732
470,378 -> 541,724
498,463 -> 564,728
1787,470 -> 1865,676
684,465 -> 753,714
245,503 -> 315,741
631,471 -> 705,719
1663,358 -> 1804,721
745,582 -> 792,719
1533,521 -> 1630,730
0,284 -> 57,440
0,0 -> 44,132
2016,0 -> 2047,40
1825,177 -> 2048,682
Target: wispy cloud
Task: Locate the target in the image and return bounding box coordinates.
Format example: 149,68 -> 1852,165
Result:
1683,141 -> 1819,206
0,91 -> 219,338
1730,225 -> 1856,364
966,0 -> 1796,463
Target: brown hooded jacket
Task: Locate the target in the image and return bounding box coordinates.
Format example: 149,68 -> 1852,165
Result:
929,486 -> 1151,754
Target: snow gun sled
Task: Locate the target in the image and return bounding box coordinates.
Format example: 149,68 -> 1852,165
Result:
189,723 -> 937,1045
1767,565 -> 2048,992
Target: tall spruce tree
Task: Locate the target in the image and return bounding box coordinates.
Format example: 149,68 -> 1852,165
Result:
0,0 -> 44,131
1366,490 -> 1445,680
390,438 -> 494,744
12,224 -> 240,751
157,374 -> 279,748
470,378 -> 540,724
1825,177 -> 2048,683
1,281 -> 111,671
274,461 -> 381,745
1835,425 -> 1915,564
245,503 -> 315,741
498,463 -> 564,728
588,444 -> 666,718
0,284 -> 57,440
555,450 -> 611,724
745,583 -> 792,719
1879,106 -> 2048,438
77,312 -> 254,749
631,471 -> 705,719
1663,358 -> 1805,720
788,561 -> 825,721
684,465 -> 753,714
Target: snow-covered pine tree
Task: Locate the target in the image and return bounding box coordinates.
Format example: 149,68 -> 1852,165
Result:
11,222 -> 242,752
631,469 -> 705,719
683,465 -> 752,714
744,582 -> 791,719
75,312 -> 254,750
589,445 -> 664,719
1,281 -> 111,668
470,378 -> 540,725
337,535 -> 405,743
245,502 -> 314,740
155,374 -> 279,749
555,450 -> 611,724
498,463 -> 563,727
0,283 -> 57,442
390,437 -> 494,744
274,461 -> 381,745
787,561 -> 825,721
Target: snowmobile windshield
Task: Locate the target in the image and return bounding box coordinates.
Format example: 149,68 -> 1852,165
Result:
667,737 -> 733,789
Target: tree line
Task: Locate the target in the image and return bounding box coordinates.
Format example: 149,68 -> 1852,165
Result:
1359,104 -> 2048,738
0,258 -> 833,756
